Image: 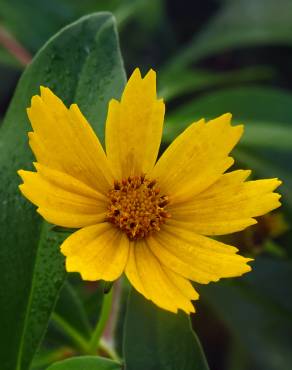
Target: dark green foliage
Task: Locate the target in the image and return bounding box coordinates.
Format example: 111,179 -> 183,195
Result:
0,1 -> 292,370
123,289 -> 209,370
201,258 -> 292,370
0,13 -> 125,370
47,356 -> 121,370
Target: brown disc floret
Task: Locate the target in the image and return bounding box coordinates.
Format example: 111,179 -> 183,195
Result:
106,175 -> 170,240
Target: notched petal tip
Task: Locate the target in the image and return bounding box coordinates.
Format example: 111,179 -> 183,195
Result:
36,207 -> 45,218
146,67 -> 156,75
241,255 -> 254,268
69,103 -> 79,112
108,98 -> 120,108
17,169 -> 24,177
60,240 -> 68,255
40,85 -> 54,99
235,123 -> 244,133
39,85 -> 47,94
244,169 -> 252,180
130,67 -> 142,80
143,68 -> 156,83
222,112 -> 232,121
249,218 -> 258,227
274,178 -> 283,188
190,306 -> 196,314
190,117 -> 205,128
208,112 -> 244,133
17,170 -> 31,187
210,112 -> 232,123
30,94 -> 42,106
32,161 -> 39,170
251,175 -> 280,193
243,261 -> 253,272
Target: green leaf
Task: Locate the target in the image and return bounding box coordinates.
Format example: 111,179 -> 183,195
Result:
162,0 -> 292,76
48,281 -> 92,348
0,0 -> 147,53
164,87 -> 292,209
0,12 -> 125,370
159,66 -> 274,101
164,87 -> 292,150
55,282 -> 91,338
123,289 -> 210,370
201,258 -> 292,370
46,356 -> 121,370
165,87 -> 292,134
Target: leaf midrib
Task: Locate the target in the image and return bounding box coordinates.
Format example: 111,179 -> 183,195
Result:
16,221 -> 48,370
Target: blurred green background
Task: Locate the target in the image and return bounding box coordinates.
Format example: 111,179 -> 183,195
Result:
0,1 -> 291,370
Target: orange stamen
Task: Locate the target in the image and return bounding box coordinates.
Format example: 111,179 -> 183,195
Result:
106,175 -> 170,240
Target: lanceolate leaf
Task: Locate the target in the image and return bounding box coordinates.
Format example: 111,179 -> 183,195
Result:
0,0 -> 147,56
158,66 -> 273,101
201,258 -> 292,370
164,87 -> 292,138
0,13 -> 126,370
46,356 -> 121,370
123,289 -> 210,370
161,0 -> 292,77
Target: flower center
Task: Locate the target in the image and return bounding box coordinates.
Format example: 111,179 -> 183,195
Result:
106,175 -> 170,240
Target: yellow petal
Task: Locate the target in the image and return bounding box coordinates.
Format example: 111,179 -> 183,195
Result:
149,224 -> 252,284
125,240 -> 198,314
125,242 -> 150,300
38,208 -> 105,228
168,170 -> 282,235
27,87 -> 113,193
150,114 -> 243,201
61,223 -> 129,281
18,166 -> 107,228
105,68 -> 165,179
35,163 -> 107,201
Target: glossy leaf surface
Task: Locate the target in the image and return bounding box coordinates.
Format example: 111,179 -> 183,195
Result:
47,356 -> 121,370
123,289 -> 209,370
0,12 -> 125,370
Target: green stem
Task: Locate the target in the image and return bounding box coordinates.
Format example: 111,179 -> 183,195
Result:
0,25 -> 32,66
99,338 -> 121,362
88,289 -> 113,354
51,312 -> 89,354
31,346 -> 75,369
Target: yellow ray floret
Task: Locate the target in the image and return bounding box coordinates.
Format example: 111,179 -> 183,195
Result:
106,68 -> 165,179
168,170 -> 281,235
18,68 -> 282,314
125,239 -> 199,314
61,223 -> 130,282
27,87 -> 113,193
150,113 -> 243,200
18,163 -> 107,228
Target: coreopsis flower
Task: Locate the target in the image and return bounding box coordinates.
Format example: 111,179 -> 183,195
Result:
18,69 -> 281,314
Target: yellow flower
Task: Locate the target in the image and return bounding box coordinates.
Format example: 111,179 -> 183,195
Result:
18,68 -> 281,314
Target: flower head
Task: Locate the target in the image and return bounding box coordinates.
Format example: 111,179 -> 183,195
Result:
18,68 -> 281,314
